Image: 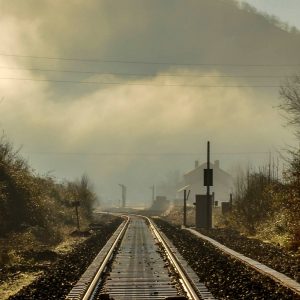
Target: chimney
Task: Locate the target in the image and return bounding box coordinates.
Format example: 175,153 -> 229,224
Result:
195,160 -> 199,169
214,160 -> 220,169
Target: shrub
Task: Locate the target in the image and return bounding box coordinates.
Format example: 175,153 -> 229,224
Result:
0,136 -> 98,242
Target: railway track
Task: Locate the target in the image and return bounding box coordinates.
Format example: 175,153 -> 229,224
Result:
10,214 -> 300,299
66,215 -> 214,300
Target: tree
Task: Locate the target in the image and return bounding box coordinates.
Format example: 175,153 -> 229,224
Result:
0,135 -> 97,238
67,174 -> 97,218
232,170 -> 273,234
278,151 -> 300,247
276,75 -> 300,247
279,75 -> 300,137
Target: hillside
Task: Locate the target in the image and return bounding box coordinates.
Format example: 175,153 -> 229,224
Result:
2,0 -> 300,78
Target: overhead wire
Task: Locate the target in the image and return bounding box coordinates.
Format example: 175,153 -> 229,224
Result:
23,151 -> 271,156
0,77 -> 284,88
0,66 -> 293,78
0,52 -> 299,67
0,52 -> 297,88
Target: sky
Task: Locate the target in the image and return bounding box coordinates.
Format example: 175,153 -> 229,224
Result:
0,0 -> 300,206
241,0 -> 300,29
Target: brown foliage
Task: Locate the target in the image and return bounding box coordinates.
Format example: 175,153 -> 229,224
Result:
231,170 -> 275,234
0,136 -> 97,241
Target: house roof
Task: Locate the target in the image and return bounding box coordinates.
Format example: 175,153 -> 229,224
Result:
184,161 -> 232,180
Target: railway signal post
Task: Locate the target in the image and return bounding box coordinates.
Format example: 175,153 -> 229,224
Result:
204,141 -> 213,229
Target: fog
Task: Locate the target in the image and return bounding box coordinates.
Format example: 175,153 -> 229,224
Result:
0,0 -> 299,205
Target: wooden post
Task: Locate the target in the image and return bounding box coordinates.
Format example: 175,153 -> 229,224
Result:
74,200 -> 80,230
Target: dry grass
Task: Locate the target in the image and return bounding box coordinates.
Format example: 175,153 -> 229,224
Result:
0,272 -> 42,300
163,205 -> 195,226
0,225 -> 91,299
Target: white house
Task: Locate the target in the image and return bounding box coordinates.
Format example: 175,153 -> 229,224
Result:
180,160 -> 233,206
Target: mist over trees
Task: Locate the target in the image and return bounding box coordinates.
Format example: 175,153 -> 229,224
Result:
1,0 -> 300,203
1,0 -> 300,245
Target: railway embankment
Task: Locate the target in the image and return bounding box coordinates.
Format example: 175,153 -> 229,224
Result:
7,216 -> 122,300
154,218 -> 300,299
195,227 -> 300,283
162,206 -> 300,283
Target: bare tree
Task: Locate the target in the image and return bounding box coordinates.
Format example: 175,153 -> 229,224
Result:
67,174 -> 97,218
279,75 -> 300,137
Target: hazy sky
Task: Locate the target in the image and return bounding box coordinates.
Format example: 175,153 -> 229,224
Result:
0,0 -> 299,205
241,0 -> 300,29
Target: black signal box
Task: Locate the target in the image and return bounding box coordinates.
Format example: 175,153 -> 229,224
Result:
204,168 -> 213,186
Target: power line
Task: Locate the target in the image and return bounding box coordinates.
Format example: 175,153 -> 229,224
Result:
0,77 -> 282,88
0,66 -> 292,78
0,53 -> 299,67
23,151 -> 270,156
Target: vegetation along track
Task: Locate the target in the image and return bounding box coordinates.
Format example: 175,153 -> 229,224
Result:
154,219 -> 300,300
8,218 -> 123,300
66,215 -> 214,300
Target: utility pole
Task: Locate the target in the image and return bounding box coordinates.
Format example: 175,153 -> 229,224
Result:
183,189 -> 190,227
204,141 -> 213,229
207,141 -> 211,229
150,184 -> 155,204
118,184 -> 127,208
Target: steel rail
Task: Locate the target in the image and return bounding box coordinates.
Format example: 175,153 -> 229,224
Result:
82,216 -> 130,300
146,217 -> 200,300
68,214 -> 212,299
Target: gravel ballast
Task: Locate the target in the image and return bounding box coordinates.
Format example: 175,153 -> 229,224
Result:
154,219 -> 300,300
9,218 -> 122,300
197,228 -> 300,282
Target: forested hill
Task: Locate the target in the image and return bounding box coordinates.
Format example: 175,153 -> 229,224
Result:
2,0 -> 300,78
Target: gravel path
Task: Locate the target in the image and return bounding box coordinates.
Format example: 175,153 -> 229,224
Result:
9,218 -> 122,300
154,219 -> 300,300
